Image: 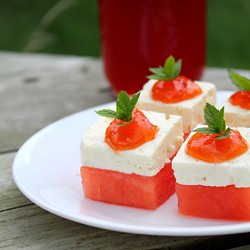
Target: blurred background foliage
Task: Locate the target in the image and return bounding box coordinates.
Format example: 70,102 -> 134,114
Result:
0,0 -> 249,69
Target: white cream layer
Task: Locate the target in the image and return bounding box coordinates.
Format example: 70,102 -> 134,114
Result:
172,127 -> 250,187
81,111 -> 183,176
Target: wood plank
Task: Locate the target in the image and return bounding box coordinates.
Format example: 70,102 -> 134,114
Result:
0,53 -> 114,152
1,204 -> 250,250
231,246 -> 250,250
0,153 -> 31,211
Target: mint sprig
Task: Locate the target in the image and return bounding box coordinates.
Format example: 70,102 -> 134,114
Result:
228,69 -> 250,91
95,91 -> 140,126
193,103 -> 231,139
147,55 -> 182,81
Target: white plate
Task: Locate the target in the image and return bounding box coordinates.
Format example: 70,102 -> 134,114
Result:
13,91 -> 250,236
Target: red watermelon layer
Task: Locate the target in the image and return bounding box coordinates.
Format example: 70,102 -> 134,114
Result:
81,162 -> 175,210
176,183 -> 250,221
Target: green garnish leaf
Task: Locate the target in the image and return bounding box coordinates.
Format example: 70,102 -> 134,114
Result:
204,105 -> 225,133
147,55 -> 182,81
95,109 -> 117,119
228,69 -> 250,90
192,127 -> 219,134
215,127 -> 231,140
193,103 -> 231,139
163,56 -> 175,76
95,91 -> 140,126
117,120 -> 133,127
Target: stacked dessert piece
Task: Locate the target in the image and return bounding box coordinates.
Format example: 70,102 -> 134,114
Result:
172,103 -> 250,220
80,91 -> 183,209
137,56 -> 216,137
171,70 -> 250,220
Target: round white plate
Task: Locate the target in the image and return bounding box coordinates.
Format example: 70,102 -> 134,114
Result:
13,91 -> 250,236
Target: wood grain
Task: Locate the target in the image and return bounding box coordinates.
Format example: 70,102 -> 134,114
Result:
0,152 -> 31,211
1,204 -> 249,250
0,52 -> 114,152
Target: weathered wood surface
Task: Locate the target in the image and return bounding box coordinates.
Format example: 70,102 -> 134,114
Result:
0,52 -> 114,153
0,52 -> 250,249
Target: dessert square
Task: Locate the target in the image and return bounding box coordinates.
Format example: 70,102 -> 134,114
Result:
172,127 -> 250,220
80,110 -> 183,209
137,80 -> 216,133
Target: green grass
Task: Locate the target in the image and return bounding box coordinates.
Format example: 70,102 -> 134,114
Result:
0,0 -> 249,69
207,0 -> 250,69
0,0 -> 100,56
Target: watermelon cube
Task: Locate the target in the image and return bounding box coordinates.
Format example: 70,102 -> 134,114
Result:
81,162 -> 175,210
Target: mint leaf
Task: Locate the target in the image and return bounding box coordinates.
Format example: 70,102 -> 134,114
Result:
193,127 -> 218,134
147,55 -> 182,81
163,55 -> 175,77
218,106 -> 226,132
193,103 -> 231,139
174,59 -> 182,77
116,91 -> 130,121
117,120 -> 133,127
96,91 -> 140,125
147,74 -> 169,81
215,127 -> 231,139
204,104 -> 220,132
228,69 -> 250,91
149,68 -> 166,78
128,92 -> 140,116
95,109 -> 118,119
204,104 -> 226,134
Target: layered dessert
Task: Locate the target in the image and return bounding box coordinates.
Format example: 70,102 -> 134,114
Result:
173,103 -> 250,220
224,70 -> 250,127
137,55 -> 216,136
80,91 -> 183,209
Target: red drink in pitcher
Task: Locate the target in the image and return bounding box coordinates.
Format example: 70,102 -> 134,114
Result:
99,0 -> 206,94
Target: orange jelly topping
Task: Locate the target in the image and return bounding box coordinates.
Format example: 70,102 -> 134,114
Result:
105,109 -> 158,150
229,90 -> 250,110
151,75 -> 202,103
186,129 -> 248,163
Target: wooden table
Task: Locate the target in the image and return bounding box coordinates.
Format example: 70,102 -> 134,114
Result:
1,52 -> 250,249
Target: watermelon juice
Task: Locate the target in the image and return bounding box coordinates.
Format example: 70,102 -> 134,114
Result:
98,0 -> 206,94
